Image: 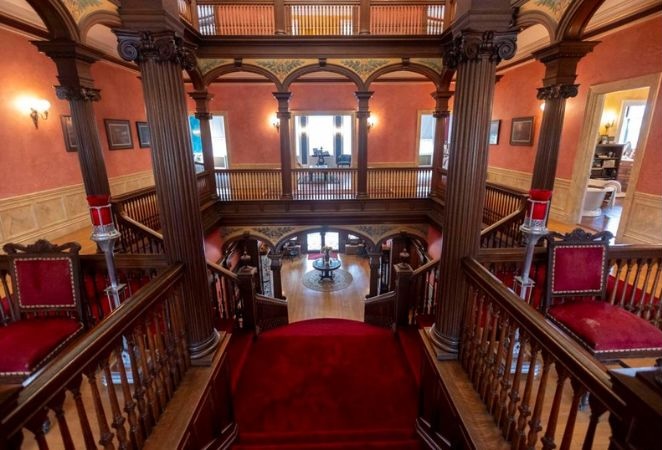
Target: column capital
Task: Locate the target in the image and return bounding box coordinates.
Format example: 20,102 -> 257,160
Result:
354,91 -> 374,107
273,91 -> 292,103
443,30 -> 517,69
55,86 -> 101,102
115,29 -> 196,71
431,90 -> 453,117
533,40 -> 598,87
537,83 -> 579,100
188,90 -> 214,116
194,111 -> 212,120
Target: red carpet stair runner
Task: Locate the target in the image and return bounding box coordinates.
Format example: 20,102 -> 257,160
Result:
228,319 -> 423,449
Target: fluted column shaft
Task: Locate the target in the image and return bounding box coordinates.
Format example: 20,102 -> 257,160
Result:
530,41 -> 597,190
34,42 -> 110,196
274,92 -> 293,199
430,30 -> 517,358
430,90 -> 452,198
116,30 -> 219,361
355,91 -> 373,198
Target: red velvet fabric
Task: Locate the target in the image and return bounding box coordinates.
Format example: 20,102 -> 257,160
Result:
14,258 -> 76,308
607,275 -> 661,307
549,301 -> 662,354
551,246 -> 605,295
0,318 -> 83,374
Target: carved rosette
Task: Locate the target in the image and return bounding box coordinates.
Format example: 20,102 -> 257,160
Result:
536,83 -> 579,100
116,30 -> 196,71
55,86 -> 101,102
444,31 -> 517,69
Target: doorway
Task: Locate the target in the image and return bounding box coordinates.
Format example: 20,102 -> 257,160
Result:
292,113 -> 354,167
568,73 -> 660,241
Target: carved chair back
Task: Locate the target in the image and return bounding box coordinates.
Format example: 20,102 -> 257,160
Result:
3,240 -> 85,325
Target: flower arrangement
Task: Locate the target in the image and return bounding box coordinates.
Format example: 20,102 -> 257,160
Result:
322,245 -> 332,261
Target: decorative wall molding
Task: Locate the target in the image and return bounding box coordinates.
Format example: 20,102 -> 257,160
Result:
486,166 -> 531,191
0,170 -> 154,249
621,192 -> 662,244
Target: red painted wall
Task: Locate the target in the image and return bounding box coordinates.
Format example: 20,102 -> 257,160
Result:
0,28 -> 151,200
489,16 -> 662,196
426,225 -> 443,260
488,62 -> 545,172
195,81 -> 435,166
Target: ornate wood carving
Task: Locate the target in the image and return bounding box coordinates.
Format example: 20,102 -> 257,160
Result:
443,31 -> 517,69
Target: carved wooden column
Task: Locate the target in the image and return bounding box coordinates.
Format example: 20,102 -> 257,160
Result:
430,90 -> 453,198
359,0 -> 371,35
116,30 -> 219,361
274,92 -> 293,199
269,254 -> 285,299
429,28 -> 517,359
531,41 -> 597,190
189,90 -> 217,196
355,91 -> 373,198
367,251 -> 381,297
34,42 -> 110,196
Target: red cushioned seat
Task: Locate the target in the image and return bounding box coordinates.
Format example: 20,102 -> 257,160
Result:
0,318 -> 83,376
549,301 -> 662,357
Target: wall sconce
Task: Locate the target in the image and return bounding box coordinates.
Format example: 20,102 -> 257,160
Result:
539,102 -> 546,112
271,114 -> 280,130
367,116 -> 376,129
16,96 -> 51,129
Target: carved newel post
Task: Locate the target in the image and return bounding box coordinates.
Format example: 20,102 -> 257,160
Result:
115,30 -> 219,361
430,27 -> 517,359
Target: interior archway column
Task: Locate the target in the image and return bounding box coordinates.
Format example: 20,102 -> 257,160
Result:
115,29 -> 220,363
355,91 -> 373,198
429,26 -> 517,359
34,41 -> 110,196
531,41 -> 597,190
189,90 -> 218,196
274,92 -> 293,199
430,89 -> 453,198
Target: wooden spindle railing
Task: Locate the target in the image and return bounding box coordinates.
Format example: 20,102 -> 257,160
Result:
115,214 -> 165,254
409,258 -> 439,321
0,264 -> 190,449
292,168 -> 357,199
367,167 -> 432,198
196,170 -> 215,203
483,182 -> 528,227
178,0 -> 195,24
112,186 -> 161,231
460,257 -> 625,449
196,0 -> 447,36
215,168 -> 282,201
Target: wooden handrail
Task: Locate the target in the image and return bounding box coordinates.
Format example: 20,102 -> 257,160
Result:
207,259 -> 238,280
119,214 -> 164,240
462,257 -> 624,414
1,264 -> 186,437
412,257 -> 438,276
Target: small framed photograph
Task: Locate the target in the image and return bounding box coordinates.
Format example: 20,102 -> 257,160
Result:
104,119 -> 133,150
136,121 -> 151,148
60,115 -> 78,152
489,119 -> 501,145
510,116 -> 535,146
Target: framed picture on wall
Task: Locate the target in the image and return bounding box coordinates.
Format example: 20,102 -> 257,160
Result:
136,121 -> 151,148
104,119 -> 133,150
510,116 -> 535,146
489,119 -> 501,145
60,115 -> 77,152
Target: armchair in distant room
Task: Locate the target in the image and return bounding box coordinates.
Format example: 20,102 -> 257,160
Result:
0,240 -> 87,384
336,154 -> 351,168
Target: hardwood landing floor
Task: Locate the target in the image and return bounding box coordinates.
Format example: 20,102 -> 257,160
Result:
281,254 -> 370,323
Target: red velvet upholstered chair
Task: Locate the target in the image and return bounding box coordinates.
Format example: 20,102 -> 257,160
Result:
543,229 -> 662,361
0,240 -> 87,384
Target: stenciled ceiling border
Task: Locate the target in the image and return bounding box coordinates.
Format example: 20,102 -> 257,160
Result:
62,0 -> 116,22
522,0 -> 572,22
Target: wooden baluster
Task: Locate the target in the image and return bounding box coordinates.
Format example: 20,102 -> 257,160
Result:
114,345 -> 144,449
473,300 -> 493,387
25,408 -> 50,450
467,293 -> 485,378
460,287 -> 477,365
541,366 -> 568,450
559,380 -> 585,450
144,314 -> 167,412
68,375 -> 98,450
126,333 -> 153,434
637,259 -> 654,319
152,311 -> 174,400
526,352 -> 552,449
503,333 -> 527,440
480,305 -> 500,402
488,314 -> 509,414
102,358 -> 129,450
496,323 -> 518,425
133,326 -> 160,421
49,391 -> 75,450
512,342 -> 539,449
86,366 -> 116,449
582,393 -> 607,450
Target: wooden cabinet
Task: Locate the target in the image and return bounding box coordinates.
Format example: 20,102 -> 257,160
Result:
590,143 -> 625,180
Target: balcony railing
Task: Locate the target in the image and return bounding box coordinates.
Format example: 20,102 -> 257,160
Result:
195,0 -> 450,36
